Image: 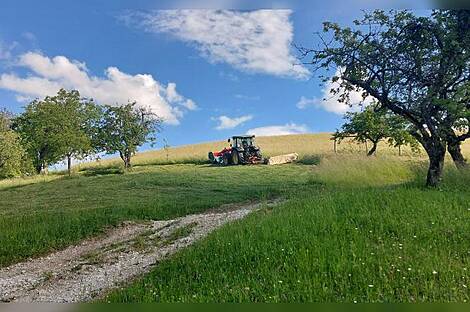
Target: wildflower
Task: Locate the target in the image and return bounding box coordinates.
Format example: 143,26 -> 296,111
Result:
413,235 -> 417,238
408,268 -> 412,271
432,270 -> 438,275
368,284 -> 374,288
353,300 -> 357,303
463,285 -> 467,288
397,269 -> 401,272
278,280 -> 283,284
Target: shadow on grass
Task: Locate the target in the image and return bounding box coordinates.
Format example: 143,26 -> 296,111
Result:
297,154 -> 322,166
81,167 -> 124,177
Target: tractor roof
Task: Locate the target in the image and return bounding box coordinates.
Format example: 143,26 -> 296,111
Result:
232,135 -> 255,139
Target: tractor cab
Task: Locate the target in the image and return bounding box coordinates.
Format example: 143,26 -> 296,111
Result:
229,135 -> 256,151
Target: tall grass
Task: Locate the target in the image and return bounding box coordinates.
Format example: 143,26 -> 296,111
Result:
105,156 -> 470,303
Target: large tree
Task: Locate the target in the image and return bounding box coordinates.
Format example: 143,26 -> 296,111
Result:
301,10 -> 470,186
98,102 -> 161,169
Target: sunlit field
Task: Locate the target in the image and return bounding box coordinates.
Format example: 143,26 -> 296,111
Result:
75,133 -> 470,171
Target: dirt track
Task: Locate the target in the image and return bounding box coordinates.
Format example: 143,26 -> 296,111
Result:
0,199 -> 282,303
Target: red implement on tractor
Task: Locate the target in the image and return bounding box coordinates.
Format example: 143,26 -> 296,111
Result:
208,135 -> 264,166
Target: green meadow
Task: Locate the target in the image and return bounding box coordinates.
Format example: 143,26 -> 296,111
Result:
1,134 -> 469,302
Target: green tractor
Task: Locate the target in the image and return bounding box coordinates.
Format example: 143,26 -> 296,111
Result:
208,135 -> 264,166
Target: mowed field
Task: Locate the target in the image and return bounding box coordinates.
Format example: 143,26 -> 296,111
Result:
1,133 -> 470,302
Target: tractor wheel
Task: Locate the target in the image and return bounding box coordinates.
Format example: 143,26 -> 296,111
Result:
222,154 -> 230,166
231,151 -> 239,165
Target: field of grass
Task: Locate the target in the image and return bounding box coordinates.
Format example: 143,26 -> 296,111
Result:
1,133 -> 470,302
0,163 -> 310,267
105,157 -> 470,303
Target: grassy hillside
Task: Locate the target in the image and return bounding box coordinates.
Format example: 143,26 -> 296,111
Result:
1,133 -> 470,302
106,157 -> 470,303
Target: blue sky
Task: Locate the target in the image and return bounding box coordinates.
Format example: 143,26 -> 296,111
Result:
0,1 -> 432,150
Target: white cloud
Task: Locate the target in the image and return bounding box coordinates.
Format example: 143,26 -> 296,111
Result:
297,69 -> 374,115
123,10 -> 310,79
0,41 -> 17,60
214,115 -> 253,130
246,123 -> 309,137
0,52 -> 197,125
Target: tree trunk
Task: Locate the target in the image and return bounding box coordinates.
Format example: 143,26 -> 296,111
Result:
39,162 -> 48,175
448,140 -> 467,169
367,141 -> 378,156
120,151 -> 132,169
67,155 -> 72,176
125,154 -> 132,169
424,142 -> 446,187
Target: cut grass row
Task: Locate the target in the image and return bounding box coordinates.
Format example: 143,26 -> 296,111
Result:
105,157 -> 470,303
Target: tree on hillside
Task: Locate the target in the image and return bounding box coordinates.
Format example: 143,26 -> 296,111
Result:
98,102 -> 161,169
13,98 -> 66,174
0,109 -> 33,178
48,89 -> 102,175
301,9 -> 470,186
334,106 -> 417,156
14,89 -> 102,175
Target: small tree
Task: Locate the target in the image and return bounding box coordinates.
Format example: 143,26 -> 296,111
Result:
14,89 -> 101,174
334,106 -> 417,156
99,102 -> 161,169
13,99 -> 64,174
48,89 -> 102,175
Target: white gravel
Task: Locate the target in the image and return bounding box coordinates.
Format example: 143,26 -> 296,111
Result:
0,199 -> 282,303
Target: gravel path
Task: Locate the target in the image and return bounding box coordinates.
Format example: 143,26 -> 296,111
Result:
0,199 -> 282,303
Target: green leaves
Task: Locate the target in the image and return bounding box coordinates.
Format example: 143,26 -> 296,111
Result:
334,106 -> 418,155
13,89 -> 99,173
98,102 -> 161,169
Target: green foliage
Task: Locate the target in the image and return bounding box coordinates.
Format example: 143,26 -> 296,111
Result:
0,130 -> 33,178
13,89 -> 100,174
98,102 -> 161,169
303,9 -> 470,185
334,106 -> 418,155
0,109 -> 33,178
0,108 -> 13,132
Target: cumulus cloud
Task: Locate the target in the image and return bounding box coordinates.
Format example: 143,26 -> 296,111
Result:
122,9 -> 309,79
246,123 -> 309,137
0,52 -> 196,124
213,115 -> 253,130
297,69 -> 374,115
